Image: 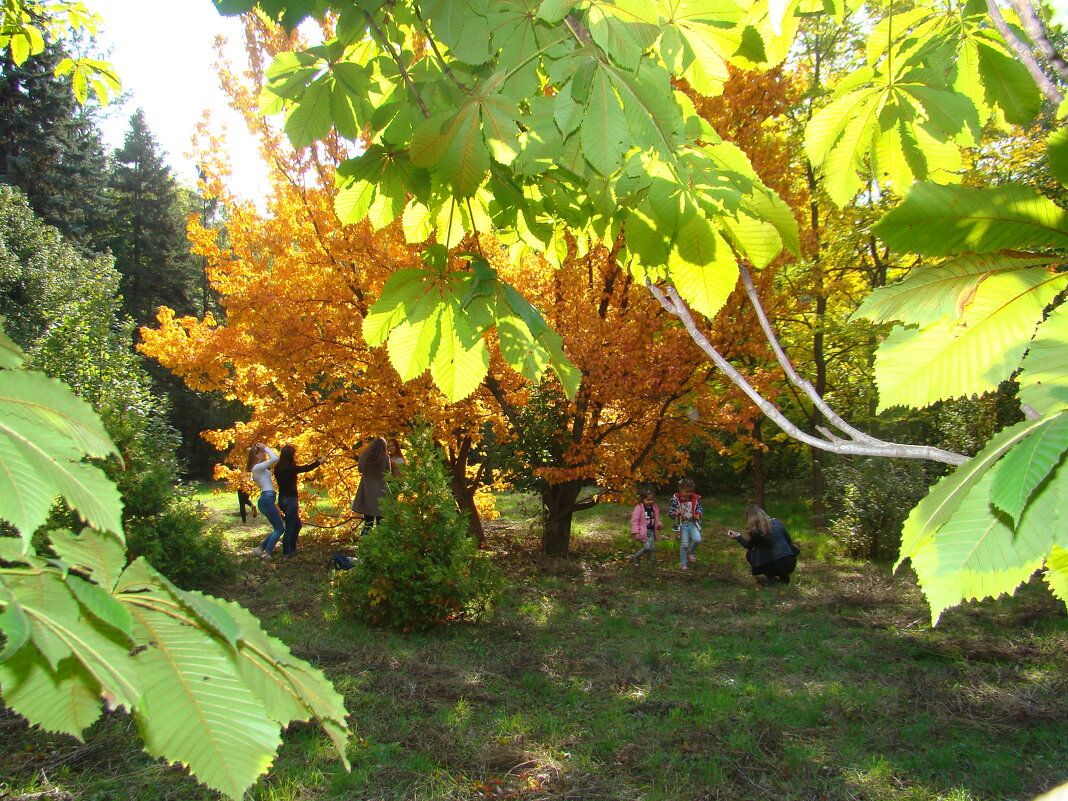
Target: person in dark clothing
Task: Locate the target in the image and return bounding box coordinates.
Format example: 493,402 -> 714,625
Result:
274,444 -> 325,557
238,489 -> 257,523
352,437 -> 389,530
727,504 -> 800,585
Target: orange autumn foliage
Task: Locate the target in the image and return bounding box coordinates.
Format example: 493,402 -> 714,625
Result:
139,16 -> 780,551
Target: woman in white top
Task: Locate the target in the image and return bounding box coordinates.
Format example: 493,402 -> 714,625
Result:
247,443 -> 284,559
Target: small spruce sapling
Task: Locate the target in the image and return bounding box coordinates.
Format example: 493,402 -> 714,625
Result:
335,422 -> 499,630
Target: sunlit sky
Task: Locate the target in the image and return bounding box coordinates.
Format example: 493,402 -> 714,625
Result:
91,0 -> 270,199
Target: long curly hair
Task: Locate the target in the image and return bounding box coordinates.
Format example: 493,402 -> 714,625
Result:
361,436 -> 389,468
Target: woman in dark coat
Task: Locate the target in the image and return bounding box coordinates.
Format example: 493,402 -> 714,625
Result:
352,437 -> 389,529
728,504 -> 800,585
274,444 -> 325,557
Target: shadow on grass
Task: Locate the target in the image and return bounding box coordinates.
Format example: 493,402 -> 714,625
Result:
2,493 -> 1066,801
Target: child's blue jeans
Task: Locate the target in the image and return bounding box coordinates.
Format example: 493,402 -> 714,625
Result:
632,533 -> 656,563
679,521 -> 701,566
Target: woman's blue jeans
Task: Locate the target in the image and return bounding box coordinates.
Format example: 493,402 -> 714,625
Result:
279,495 -> 302,556
257,491 -> 284,553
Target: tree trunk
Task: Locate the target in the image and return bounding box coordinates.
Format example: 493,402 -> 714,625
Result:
541,480 -> 584,556
450,471 -> 485,545
809,447 -> 827,528
810,288 -> 828,528
446,456 -> 485,545
440,437 -> 486,545
751,416 -> 766,509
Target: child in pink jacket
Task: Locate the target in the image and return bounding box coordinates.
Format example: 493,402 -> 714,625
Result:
630,488 -> 664,565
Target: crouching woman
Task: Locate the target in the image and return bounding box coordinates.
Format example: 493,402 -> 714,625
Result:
727,504 -> 800,585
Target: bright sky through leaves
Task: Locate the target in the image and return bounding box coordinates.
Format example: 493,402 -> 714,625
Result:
91,0 -> 270,199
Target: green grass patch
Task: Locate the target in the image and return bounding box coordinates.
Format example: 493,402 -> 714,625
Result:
2,491 -> 1066,801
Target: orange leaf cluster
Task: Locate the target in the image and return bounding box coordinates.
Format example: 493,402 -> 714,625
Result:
139,19 -> 781,532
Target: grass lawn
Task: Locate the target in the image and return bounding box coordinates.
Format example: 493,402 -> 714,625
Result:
1,485 -> 1066,801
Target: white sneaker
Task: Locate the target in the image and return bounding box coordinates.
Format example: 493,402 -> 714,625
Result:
260,552 -> 271,560
252,546 -> 264,556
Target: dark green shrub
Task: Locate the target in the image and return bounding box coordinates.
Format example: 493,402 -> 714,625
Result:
825,457 -> 936,561
0,186 -> 231,588
334,423 -> 501,631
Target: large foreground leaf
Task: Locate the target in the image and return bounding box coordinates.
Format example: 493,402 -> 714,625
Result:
364,262 -> 579,399
1047,546 -> 1068,604
1047,127 -> 1068,187
6,571 -> 140,710
667,217 -> 738,319
907,467 -> 1056,623
852,255 -> 1055,327
1018,304 -> 1068,417
898,417 -> 1052,563
0,371 -> 121,537
899,416 -> 1068,621
210,597 -> 350,766
428,305 -> 491,401
128,600 -> 282,800
0,329 -> 25,369
874,268 -> 1068,411
0,540 -> 352,799
49,528 -> 127,592
0,645 -> 101,738
874,183 -> 1068,257
990,412 -> 1068,526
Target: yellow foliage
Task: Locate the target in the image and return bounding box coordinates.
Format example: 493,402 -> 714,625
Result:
139,17 -> 773,539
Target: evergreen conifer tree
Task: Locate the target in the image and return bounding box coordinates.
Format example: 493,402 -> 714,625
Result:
0,44 -> 111,249
106,110 -> 240,477
336,423 -> 500,630
107,108 -> 198,326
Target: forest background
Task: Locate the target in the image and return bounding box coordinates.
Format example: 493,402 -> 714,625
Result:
0,0 -> 1067,800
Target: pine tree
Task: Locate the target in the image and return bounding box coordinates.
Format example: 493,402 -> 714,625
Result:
335,423 -> 500,631
0,44 -> 111,249
107,108 -> 198,326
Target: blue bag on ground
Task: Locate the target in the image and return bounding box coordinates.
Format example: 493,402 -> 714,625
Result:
331,553 -> 354,570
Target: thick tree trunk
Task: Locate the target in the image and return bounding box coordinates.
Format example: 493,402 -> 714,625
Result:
446,457 -> 485,545
541,480 -> 584,556
441,437 -> 486,545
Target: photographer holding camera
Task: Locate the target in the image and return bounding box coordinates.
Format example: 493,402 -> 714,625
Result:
727,504 -> 800,585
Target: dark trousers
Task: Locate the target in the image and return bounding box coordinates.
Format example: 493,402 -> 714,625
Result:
238,490 -> 256,522
279,495 -> 302,556
753,555 -> 796,584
